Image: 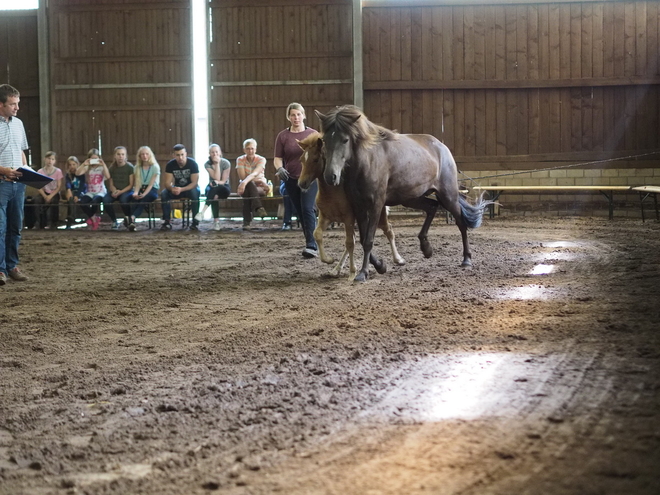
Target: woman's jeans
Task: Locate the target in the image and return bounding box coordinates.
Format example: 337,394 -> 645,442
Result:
285,177 -> 317,250
205,183 -> 231,218
131,189 -> 159,218
103,191 -> 133,221
34,193 -> 61,227
79,194 -> 104,218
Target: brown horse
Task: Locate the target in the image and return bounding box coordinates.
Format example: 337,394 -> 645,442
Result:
316,105 -> 490,282
297,132 -> 405,280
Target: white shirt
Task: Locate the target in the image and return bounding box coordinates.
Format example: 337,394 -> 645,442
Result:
0,115 -> 29,169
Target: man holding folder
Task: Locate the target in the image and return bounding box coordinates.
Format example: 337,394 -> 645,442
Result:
0,84 -> 30,286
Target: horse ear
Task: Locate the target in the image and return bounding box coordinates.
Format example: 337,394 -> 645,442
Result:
315,136 -> 323,151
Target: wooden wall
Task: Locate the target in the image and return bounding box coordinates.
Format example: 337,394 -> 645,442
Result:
363,1 -> 660,171
48,0 -> 193,168
0,10 -> 41,165
208,0 -> 353,185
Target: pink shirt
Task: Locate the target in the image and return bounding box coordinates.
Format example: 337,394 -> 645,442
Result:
38,167 -> 63,194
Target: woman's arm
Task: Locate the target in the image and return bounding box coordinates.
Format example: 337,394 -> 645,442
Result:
220,163 -> 230,184
141,173 -> 159,197
207,163 -> 221,183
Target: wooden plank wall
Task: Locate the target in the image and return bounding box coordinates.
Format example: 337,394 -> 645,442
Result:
209,0 -> 353,186
48,0 -> 193,169
363,1 -> 660,171
0,10 -> 41,166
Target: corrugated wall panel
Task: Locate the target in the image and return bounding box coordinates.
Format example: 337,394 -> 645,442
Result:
49,0 -> 192,170
363,1 -> 660,172
208,0 -> 353,187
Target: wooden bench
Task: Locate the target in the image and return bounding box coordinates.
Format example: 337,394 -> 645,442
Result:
472,185 -> 632,220
632,186 -> 660,222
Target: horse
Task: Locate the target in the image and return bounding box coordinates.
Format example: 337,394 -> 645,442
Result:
315,105 -> 490,282
297,132 -> 405,280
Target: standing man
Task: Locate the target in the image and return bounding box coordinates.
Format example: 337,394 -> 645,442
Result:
160,144 -> 200,231
0,84 -> 30,286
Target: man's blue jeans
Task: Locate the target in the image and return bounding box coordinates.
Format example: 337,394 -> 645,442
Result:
0,181 -> 26,275
161,187 -> 200,221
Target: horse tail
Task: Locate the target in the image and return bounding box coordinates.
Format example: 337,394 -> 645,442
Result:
458,194 -> 492,229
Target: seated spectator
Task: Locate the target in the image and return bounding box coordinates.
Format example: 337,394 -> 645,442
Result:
195,144 -> 231,231
236,138 -> 270,229
160,144 -> 200,231
127,146 -> 160,231
105,146 -> 135,229
77,148 -> 110,230
34,151 -> 63,229
64,156 -> 86,228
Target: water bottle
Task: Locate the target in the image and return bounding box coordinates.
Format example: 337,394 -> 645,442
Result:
267,180 -> 273,197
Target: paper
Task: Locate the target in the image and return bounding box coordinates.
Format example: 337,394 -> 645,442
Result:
14,166 -> 55,189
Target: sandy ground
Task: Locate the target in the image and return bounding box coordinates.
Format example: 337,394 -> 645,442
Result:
1,215 -> 659,495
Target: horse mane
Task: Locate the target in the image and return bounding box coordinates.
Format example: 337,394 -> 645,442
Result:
319,105 -> 398,149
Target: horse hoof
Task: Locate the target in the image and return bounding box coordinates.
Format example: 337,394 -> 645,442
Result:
395,258 -> 406,266
374,260 -> 387,274
354,272 -> 368,283
461,259 -> 473,267
420,240 -> 433,258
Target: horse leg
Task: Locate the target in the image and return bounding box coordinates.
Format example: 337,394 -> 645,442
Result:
355,209 -> 382,283
403,197 -> 438,258
378,208 -> 405,266
337,222 -> 357,280
439,197 -> 473,267
314,212 -> 335,265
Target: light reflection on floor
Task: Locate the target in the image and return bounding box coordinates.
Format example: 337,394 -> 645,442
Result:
503,284 -> 549,300
540,241 -> 582,249
528,264 -> 555,275
369,353 -> 531,422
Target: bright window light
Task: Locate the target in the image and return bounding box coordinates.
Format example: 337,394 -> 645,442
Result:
0,0 -> 37,9
192,0 -> 209,192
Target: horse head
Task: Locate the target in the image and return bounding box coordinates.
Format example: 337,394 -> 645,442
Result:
297,132 -> 323,191
315,108 -> 361,186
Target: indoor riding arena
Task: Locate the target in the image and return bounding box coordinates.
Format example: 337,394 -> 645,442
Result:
1,2 -> 659,495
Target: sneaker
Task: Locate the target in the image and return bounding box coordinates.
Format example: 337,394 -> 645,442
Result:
255,207 -> 267,218
194,212 -> 203,222
213,220 -> 221,231
160,222 -> 172,231
123,217 -> 129,228
91,216 -> 101,231
281,223 -> 292,231
111,221 -> 121,230
8,267 -> 28,282
302,247 -> 318,258
0,272 -> 6,286
189,223 -> 199,231
128,222 -> 136,232
86,218 -> 93,228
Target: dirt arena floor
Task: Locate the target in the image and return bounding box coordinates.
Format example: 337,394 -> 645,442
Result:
1,214 -> 659,495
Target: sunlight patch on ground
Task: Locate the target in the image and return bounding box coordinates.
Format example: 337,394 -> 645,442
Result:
367,353 -> 537,422
499,284 -> 553,300
540,241 -> 582,249
529,264 -> 555,275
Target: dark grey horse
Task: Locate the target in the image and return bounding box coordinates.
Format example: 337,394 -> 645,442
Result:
316,105 -> 490,282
